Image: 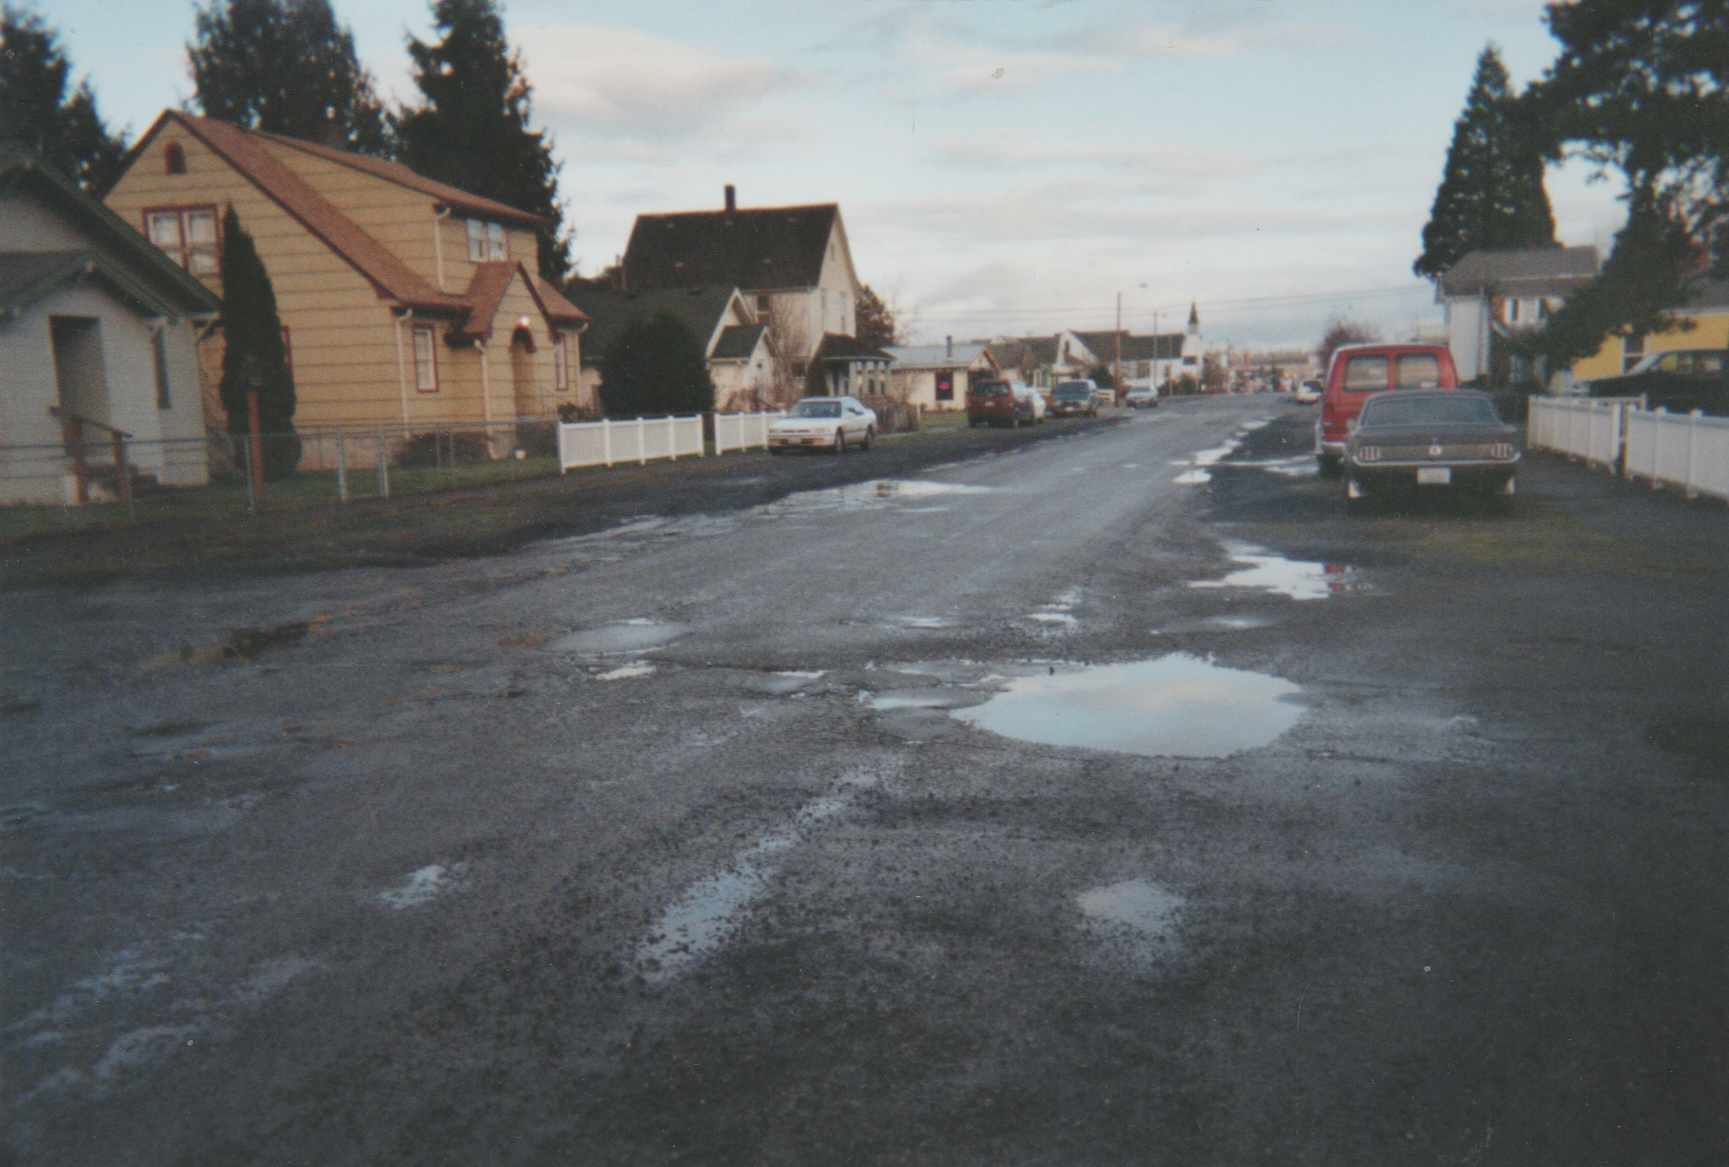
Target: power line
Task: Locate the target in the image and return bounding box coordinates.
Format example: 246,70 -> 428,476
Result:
910,284 -> 1432,320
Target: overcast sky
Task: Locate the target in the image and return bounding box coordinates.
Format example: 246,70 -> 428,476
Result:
44,0 -> 1628,352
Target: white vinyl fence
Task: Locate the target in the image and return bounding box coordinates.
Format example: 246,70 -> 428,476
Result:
1624,408 -> 1729,501
713,410 -> 782,454
555,411 -> 783,472
1528,397 -> 1729,501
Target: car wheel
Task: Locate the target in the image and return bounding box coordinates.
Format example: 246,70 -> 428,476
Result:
860,426 -> 874,450
768,446 -> 783,456
833,429 -> 846,454
1317,453 -> 1341,478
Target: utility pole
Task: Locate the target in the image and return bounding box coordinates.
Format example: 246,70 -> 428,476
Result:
1113,292 -> 1122,401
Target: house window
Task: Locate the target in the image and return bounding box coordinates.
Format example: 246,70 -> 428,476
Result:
935,371 -> 954,402
1623,332 -> 1645,373
412,325 -> 439,391
467,218 -> 506,261
552,333 -> 568,392
164,143 -> 186,175
152,329 -> 172,409
146,207 -> 218,273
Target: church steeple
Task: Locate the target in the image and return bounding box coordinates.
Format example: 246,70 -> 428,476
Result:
1187,301 -> 1200,331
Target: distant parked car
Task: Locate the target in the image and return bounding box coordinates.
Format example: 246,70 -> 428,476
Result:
1092,386 -> 1116,409
1049,380 -> 1098,418
1316,342 -> 1460,476
1341,389 -> 1520,513
1585,348 -> 1729,416
768,396 -> 877,453
1123,386 -> 1159,408
1294,379 -> 1322,404
967,379 -> 1037,427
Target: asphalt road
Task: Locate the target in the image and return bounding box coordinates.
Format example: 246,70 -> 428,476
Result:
3,396 -> 1725,1166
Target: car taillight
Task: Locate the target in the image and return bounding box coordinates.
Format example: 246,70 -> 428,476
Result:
1489,443 -> 1517,459
1355,445 -> 1381,462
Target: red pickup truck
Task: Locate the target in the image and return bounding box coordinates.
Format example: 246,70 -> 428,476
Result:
1315,342 -> 1459,475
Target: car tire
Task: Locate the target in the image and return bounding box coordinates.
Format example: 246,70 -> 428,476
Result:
833,429 -> 846,454
1317,454 -> 1341,478
768,446 -> 783,456
860,426 -> 874,450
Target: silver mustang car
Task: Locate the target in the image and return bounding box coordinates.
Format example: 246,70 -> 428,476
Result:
767,396 -> 878,454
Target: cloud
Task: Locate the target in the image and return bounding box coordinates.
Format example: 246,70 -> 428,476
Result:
519,25 -> 803,141
930,137 -> 1261,180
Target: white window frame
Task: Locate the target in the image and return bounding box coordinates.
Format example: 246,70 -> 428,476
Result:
412,325 -> 439,392
467,218 -> 506,262
552,333 -> 568,392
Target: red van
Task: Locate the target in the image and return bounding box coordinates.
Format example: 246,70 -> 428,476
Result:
1316,342 -> 1459,475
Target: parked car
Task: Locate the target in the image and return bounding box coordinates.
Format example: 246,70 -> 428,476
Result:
1123,386 -> 1160,408
1049,380 -> 1098,418
1093,385 -> 1117,409
1294,378 -> 1322,404
966,379 -> 1037,427
1341,389 -> 1520,512
1585,347 -> 1729,416
1316,342 -> 1459,476
767,396 -> 877,453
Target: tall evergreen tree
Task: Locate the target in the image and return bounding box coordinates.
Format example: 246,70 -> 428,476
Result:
0,5 -> 126,189
1414,45 -> 1557,279
188,0 -> 387,154
599,313 -> 715,419
217,207 -> 300,479
855,285 -> 899,349
393,0 -> 570,282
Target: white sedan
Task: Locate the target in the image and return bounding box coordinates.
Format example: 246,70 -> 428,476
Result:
768,396 -> 878,454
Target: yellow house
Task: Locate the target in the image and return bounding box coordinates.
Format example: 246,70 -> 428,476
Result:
1567,281 -> 1729,384
101,111 -> 587,449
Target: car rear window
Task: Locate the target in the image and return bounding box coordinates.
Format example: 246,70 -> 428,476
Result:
1341,355 -> 1388,391
971,383 -> 1011,397
1394,353 -> 1443,389
1362,396 -> 1498,426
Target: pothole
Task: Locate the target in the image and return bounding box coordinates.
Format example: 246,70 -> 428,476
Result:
1188,541 -> 1364,600
545,619 -> 686,655
951,654 -> 1303,757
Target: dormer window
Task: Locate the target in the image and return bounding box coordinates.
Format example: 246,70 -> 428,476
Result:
467,218 -> 506,261
164,143 -> 186,175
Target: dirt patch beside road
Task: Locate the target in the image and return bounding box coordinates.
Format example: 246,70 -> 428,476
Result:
0,419 -> 1108,589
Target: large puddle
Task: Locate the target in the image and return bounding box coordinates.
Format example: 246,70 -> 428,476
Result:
545,619 -> 686,655
757,479 -> 995,517
952,654 -> 1303,757
1188,542 -> 1362,601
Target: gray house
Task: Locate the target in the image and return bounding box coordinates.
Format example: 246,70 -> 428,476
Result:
2,155 -> 220,504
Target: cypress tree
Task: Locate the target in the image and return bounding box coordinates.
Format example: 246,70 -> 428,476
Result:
188,0 -> 387,154
599,313 -> 715,419
217,207 -> 300,479
0,5 -> 126,189
393,0 -> 570,282
1414,45 -> 1557,279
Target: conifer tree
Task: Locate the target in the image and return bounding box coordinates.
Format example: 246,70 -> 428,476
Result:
599,313 -> 715,419
0,5 -> 126,189
855,285 -> 900,348
1414,45 -> 1557,279
393,0 -> 570,281
217,207 -> 300,478
1527,0 -> 1729,363
188,0 -> 387,154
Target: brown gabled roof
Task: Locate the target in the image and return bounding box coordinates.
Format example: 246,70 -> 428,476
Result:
123,111 -> 463,314
622,203 -> 839,292
252,130 -> 544,229
449,262 -> 587,342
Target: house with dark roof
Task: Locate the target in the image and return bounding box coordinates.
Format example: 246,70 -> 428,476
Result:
1437,246 -> 1598,386
808,333 -> 891,400
99,110 -> 586,445
984,336 -> 1059,389
884,340 -> 996,410
565,283 -> 780,412
621,187 -> 861,393
1058,305 -> 1203,392
2,155 -> 221,504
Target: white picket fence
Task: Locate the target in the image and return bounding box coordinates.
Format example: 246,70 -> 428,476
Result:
556,411 -> 782,472
1528,397 -> 1729,501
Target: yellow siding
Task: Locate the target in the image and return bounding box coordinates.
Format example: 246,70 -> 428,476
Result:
1570,308 -> 1729,380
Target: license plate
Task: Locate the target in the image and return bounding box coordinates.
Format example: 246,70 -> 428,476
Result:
1417,467 -> 1451,485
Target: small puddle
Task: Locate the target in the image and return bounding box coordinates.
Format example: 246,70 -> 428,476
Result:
595,662 -> 655,680
952,654 -> 1303,757
378,863 -> 463,909
545,619 -> 685,655
1189,542 -> 1362,601
1077,880 -> 1183,939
